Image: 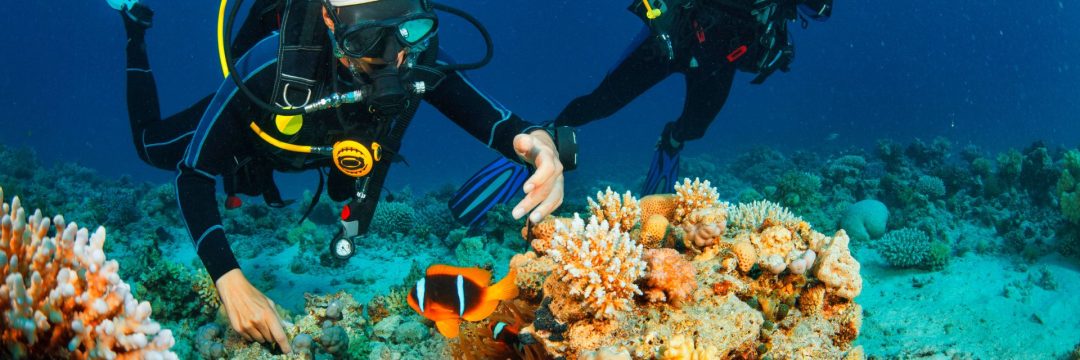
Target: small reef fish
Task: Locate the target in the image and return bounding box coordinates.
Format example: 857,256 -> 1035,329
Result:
490,319 -> 525,354
407,265 -> 519,338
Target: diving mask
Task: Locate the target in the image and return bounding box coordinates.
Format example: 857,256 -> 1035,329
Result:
326,0 -> 437,59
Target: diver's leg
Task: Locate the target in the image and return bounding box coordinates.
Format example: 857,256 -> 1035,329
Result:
122,4 -> 211,170
641,61 -> 736,194
555,27 -> 672,127
667,62 -> 737,143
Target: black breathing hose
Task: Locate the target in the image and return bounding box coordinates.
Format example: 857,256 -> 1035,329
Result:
223,0 -> 305,116
431,2 -> 494,72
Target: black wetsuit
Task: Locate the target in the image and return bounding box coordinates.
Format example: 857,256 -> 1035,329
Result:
124,7 -> 535,281
555,1 -> 757,145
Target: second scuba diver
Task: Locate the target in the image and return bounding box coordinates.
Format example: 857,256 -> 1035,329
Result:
555,0 -> 832,195
118,0 -> 575,352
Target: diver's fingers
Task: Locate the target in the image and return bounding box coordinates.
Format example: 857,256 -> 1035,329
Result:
529,175 -> 564,223
514,166 -> 557,221
251,313 -> 274,345
227,308 -> 252,342
513,134 -> 536,161
523,145 -> 559,194
269,314 -> 292,353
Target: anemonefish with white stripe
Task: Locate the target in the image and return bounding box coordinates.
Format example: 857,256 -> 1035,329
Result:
407,264 -> 519,338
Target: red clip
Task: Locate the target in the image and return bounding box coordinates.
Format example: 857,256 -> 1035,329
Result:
341,204 -> 351,221
225,195 -> 242,209
693,20 -> 706,43
726,45 -> 748,63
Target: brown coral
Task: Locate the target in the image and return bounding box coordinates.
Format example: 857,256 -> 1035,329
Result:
682,223 -> 723,253
524,216 -> 571,255
640,194 -> 677,222
588,187 -> 642,232
191,269 -> 221,315
797,284 -> 827,315
732,241 -> 758,273
815,230 -> 863,299
642,249 -> 698,307
508,251 -> 554,302
639,214 -> 670,249
831,304 -> 863,346
758,225 -> 795,259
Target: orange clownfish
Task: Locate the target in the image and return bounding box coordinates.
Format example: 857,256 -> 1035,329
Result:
407,265 -> 519,338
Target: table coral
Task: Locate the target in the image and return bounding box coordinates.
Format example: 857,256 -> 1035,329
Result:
0,187 -> 177,359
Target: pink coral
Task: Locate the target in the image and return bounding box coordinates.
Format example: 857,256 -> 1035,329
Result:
642,248 -> 698,307
0,188 -> 177,359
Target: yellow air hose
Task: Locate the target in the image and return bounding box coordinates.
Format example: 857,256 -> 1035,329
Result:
642,0 -> 662,19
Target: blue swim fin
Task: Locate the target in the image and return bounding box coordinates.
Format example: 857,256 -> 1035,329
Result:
449,158 -> 530,228
642,146 -> 680,195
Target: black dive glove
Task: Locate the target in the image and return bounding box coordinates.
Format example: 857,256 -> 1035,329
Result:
121,3 -> 154,69
121,3 -> 154,42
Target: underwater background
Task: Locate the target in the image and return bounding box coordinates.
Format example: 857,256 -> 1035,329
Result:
1,0 -> 1080,359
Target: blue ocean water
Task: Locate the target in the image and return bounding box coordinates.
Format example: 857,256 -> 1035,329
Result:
1,0 -> 1076,195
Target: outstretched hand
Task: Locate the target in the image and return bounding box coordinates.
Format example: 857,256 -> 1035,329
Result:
216,269 -> 292,354
121,2 -> 154,31
512,130 -> 565,224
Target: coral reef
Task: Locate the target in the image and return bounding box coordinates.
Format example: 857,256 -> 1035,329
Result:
507,181 -> 864,359
0,187 -> 177,359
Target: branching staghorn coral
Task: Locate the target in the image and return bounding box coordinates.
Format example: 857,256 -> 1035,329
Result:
0,187 -> 177,359
588,187 -> 642,232
727,200 -> 804,234
673,178 -> 721,224
548,214 -> 647,319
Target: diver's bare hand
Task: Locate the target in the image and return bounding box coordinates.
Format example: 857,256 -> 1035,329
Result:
512,130 -> 564,223
216,269 -> 292,354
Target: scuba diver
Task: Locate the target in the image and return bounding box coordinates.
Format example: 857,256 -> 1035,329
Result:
554,0 -> 832,195
117,0 -> 575,352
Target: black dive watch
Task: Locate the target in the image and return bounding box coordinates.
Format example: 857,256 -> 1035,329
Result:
526,124 -> 578,171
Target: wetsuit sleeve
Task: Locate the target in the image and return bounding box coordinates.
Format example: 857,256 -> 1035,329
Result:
176,35 -> 281,281
423,61 -> 535,162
